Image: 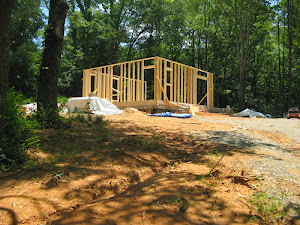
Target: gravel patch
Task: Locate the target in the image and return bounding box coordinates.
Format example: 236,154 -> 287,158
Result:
193,116 -> 300,144
190,116 -> 300,218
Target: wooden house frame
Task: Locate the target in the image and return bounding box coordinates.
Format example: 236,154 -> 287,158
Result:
82,56 -> 213,110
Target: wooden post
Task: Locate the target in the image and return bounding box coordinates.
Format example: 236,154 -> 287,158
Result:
128,62 -> 131,101
141,60 -> 145,101
158,57 -> 163,100
82,70 -> 87,97
170,64 -> 173,102
193,69 -> 197,104
184,66 -> 187,103
132,62 -> 136,101
207,72 -> 214,107
137,61 -> 140,101
154,57 -> 158,100
97,68 -> 101,98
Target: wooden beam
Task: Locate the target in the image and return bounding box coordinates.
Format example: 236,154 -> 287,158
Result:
196,74 -> 207,81
154,75 -> 171,108
198,93 -> 207,105
144,65 -> 155,70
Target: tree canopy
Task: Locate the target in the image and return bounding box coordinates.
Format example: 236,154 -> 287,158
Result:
6,0 -> 300,116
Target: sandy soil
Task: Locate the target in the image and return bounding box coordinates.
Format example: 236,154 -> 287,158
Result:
0,110 -> 299,225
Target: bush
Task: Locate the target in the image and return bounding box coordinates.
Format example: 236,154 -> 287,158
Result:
0,89 -> 37,171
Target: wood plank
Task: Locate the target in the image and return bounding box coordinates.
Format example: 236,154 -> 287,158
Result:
180,65 -> 183,102
154,57 -> 162,100
184,66 -> 187,103
144,81 -> 147,100
170,62 -> 173,101
120,64 -> 124,102
109,65 -> 113,101
137,61 -> 140,101
193,69 -> 197,104
174,63 -> 177,102
177,63 -> 180,103
144,65 -> 155,70
154,75 -> 171,108
82,70 -> 87,97
128,62 -> 131,101
154,57 -> 158,100
196,74 -> 207,81
132,62 -> 136,101
164,59 -> 167,101
97,68 -> 101,98
198,93 -> 207,105
141,60 -> 145,101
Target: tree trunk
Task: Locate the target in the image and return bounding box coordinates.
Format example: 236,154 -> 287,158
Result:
37,0 -> 69,127
191,30 -> 195,67
287,0 -> 292,109
233,0 -> 256,111
0,0 -> 14,136
277,0 -> 281,115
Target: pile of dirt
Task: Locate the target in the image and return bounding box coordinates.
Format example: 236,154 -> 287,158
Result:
122,107 -> 146,116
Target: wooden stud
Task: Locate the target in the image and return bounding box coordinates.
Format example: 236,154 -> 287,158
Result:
193,69 -> 197,104
97,68 -> 101,98
137,60 -> 140,101
128,62 -> 131,101
141,60 -> 145,101
184,66 -> 187,103
164,59 -> 167,101
82,56 -> 213,107
170,62 -> 173,101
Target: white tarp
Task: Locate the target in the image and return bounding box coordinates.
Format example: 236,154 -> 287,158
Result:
232,108 -> 267,118
62,97 -> 122,115
22,103 -> 37,114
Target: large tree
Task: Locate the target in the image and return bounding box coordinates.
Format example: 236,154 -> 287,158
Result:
37,0 -> 69,127
0,0 -> 14,136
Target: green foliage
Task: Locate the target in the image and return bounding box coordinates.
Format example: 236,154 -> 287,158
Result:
249,191 -> 287,224
9,0 -> 43,97
0,89 -> 38,171
6,0 -> 299,116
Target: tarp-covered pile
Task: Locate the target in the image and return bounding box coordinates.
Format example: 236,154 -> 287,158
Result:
232,108 -> 267,118
62,97 -> 122,115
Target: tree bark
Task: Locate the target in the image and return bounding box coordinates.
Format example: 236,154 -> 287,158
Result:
0,0 -> 14,136
37,0 -> 69,126
233,0 -> 256,111
287,0 -> 292,109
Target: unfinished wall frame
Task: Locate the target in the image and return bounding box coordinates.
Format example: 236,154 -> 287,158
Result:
82,56 -> 214,108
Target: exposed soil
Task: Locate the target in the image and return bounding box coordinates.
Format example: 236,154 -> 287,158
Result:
0,110 -> 299,225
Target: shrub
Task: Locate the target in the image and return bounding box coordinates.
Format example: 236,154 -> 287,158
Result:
0,89 -> 37,171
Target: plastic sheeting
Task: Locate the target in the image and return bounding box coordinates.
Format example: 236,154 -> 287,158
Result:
232,108 -> 267,118
148,112 -> 192,118
22,103 -> 37,114
62,97 -> 122,115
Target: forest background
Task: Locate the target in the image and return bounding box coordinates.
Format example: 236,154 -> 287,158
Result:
8,0 -> 300,116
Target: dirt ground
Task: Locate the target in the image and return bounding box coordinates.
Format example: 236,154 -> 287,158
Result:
0,110 -> 299,225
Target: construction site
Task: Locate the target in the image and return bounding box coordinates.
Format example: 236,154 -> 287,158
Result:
82,56 -> 217,114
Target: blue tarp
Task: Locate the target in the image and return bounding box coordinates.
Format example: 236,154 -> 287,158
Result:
148,112 -> 192,118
